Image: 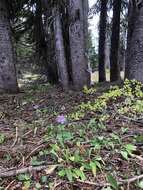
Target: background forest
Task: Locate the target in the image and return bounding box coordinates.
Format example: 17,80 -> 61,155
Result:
0,0 -> 143,190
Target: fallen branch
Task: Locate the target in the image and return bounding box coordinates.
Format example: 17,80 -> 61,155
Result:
119,115 -> 143,125
0,165 -> 53,178
77,174 -> 143,187
120,174 -> 143,183
5,180 -> 15,190
132,154 -> 143,162
77,179 -> 110,187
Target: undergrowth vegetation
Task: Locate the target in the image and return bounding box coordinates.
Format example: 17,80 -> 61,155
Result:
70,79 -> 143,121
0,80 -> 143,189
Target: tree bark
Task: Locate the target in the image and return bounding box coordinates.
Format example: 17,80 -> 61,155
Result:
98,0 -> 108,82
53,6 -> 69,90
125,0 -> 141,81
61,2 -> 73,83
83,0 -> 89,52
41,0 -> 58,83
34,1 -> 47,72
110,0 -> 121,82
0,0 -> 18,93
68,0 -> 90,90
125,0 -> 143,82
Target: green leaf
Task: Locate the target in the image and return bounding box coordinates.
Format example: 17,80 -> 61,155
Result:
138,180 -> 143,189
50,144 -> 60,151
121,151 -> 128,160
107,174 -> 118,190
125,144 -> 136,152
111,134 -> 121,143
0,134 -> 5,144
95,160 -> 102,169
69,156 -> 75,162
41,176 -> 48,183
73,169 -> 86,181
90,161 -> 97,177
23,181 -> 31,189
50,149 -> 59,158
35,183 -> 42,189
121,127 -> 128,134
135,135 -> 143,143
58,169 -> 66,177
82,163 -> 91,170
31,157 -> 45,166
17,174 -> 31,181
65,168 -> 73,182
73,151 -> 82,163
57,131 -> 73,141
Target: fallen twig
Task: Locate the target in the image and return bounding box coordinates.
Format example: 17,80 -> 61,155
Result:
0,164 -> 53,178
23,129 -> 33,137
26,144 -> 45,160
26,143 -> 50,160
120,174 -> 143,183
133,154 -> 143,162
11,127 -> 18,147
119,115 -> 143,125
76,174 -> 143,188
77,179 -> 110,187
5,180 -> 15,190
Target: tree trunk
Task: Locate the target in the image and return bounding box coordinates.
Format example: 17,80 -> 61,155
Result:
110,0 -> 121,82
83,0 -> 92,78
68,0 -> 90,90
34,1 -> 47,72
125,0 -> 134,79
125,0 -> 143,82
42,0 -> 58,83
62,2 -> 73,83
53,7 -> 69,90
46,28 -> 59,84
83,0 -> 89,52
0,0 -> 18,93
98,0 -> 108,82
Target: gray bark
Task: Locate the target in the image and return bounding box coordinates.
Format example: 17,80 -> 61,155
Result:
83,0 -> 89,50
98,0 -> 108,82
0,0 -> 18,93
68,0 -> 90,90
53,7 -> 69,89
125,0 -> 136,79
110,0 -> 121,82
125,0 -> 143,82
42,0 -> 58,83
119,45 -> 125,71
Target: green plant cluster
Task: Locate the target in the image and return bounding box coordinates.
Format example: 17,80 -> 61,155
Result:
70,80 -> 143,121
18,119 -> 141,189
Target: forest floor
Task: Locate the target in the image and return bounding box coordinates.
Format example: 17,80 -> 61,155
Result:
0,76 -> 143,190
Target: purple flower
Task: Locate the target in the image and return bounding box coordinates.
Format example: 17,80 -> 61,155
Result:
56,115 -> 67,124
33,105 -> 39,109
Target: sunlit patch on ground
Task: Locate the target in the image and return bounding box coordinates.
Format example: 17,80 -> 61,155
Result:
91,71 -> 125,83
